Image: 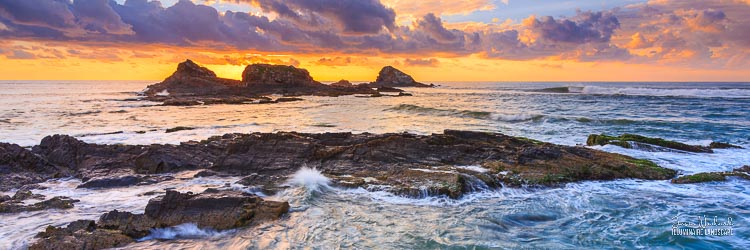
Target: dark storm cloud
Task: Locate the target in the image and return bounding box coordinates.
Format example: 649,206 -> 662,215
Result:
72,0 -> 131,34
527,11 -> 620,44
250,0 -> 396,34
0,0 -> 76,28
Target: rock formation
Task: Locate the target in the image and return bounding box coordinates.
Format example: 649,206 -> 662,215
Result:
0,142 -> 67,191
671,165 -> 750,184
368,66 -> 433,88
4,130 -> 677,199
30,189 -> 289,250
144,60 -> 243,97
587,133 -> 742,153
242,64 -> 317,87
143,60 -> 385,106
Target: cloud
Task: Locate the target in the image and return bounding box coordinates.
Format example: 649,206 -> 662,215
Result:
403,58 -> 440,67
248,0 -> 396,34
7,49 -> 36,59
380,0 -> 495,16
525,11 -> 620,44
613,0 -> 750,67
0,0 -> 747,67
315,56 -> 370,66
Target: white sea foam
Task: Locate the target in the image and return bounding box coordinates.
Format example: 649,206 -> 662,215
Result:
284,167 -> 331,193
454,165 -> 489,173
580,86 -> 750,98
491,113 -> 543,122
138,223 -> 234,241
155,89 -> 170,96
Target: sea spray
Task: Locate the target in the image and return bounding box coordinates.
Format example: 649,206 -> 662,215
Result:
138,223 -> 234,241
285,167 -> 331,193
276,167 -> 332,207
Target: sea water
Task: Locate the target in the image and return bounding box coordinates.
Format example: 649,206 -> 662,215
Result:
0,81 -> 749,249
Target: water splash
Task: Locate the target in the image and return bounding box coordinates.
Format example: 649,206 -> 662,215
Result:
285,167 -> 330,192
138,223 -> 234,241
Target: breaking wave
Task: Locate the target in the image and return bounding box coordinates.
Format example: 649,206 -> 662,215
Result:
386,104 -> 543,122
283,167 -> 331,197
138,223 -> 234,241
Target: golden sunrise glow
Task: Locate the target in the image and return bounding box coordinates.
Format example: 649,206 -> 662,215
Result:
0,0 -> 748,81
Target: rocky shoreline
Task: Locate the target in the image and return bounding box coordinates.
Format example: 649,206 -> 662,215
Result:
2,130 -> 679,196
3,130 -> 748,248
141,60 -> 433,106
30,189 -> 289,249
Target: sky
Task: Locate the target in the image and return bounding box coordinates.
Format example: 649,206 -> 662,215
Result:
0,0 -> 749,81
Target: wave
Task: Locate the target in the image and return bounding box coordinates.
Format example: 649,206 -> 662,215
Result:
529,86 -> 750,98
580,86 -> 750,98
285,167 -> 331,192
386,104 -> 543,122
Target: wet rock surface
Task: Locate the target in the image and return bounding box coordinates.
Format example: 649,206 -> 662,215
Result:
0,142 -> 66,191
5,130 -> 676,199
586,134 -> 741,153
0,190 -> 79,213
30,189 -> 289,250
671,165 -> 750,184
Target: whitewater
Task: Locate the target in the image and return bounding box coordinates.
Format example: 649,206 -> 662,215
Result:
1,81 -> 749,249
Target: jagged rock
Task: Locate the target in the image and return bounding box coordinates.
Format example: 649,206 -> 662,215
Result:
586,134 -> 714,153
144,60 -> 242,97
32,189 -> 290,249
0,196 -> 79,213
0,142 -> 62,191
144,189 -> 289,230
368,66 -> 432,88
12,190 -> 45,200
30,220 -> 133,250
243,64 -> 317,87
17,130 -> 677,199
144,60 -> 379,105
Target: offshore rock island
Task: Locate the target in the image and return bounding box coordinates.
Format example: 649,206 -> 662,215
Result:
142,60 -> 431,106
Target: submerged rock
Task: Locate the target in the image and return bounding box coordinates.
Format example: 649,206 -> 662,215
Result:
0,196 -> 79,213
586,134 -> 714,153
709,141 -> 743,149
368,66 -> 433,88
31,189 -> 289,249
671,165 -> 750,184
165,126 -> 194,133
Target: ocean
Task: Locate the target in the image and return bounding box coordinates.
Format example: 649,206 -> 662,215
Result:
1,81 -> 749,249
